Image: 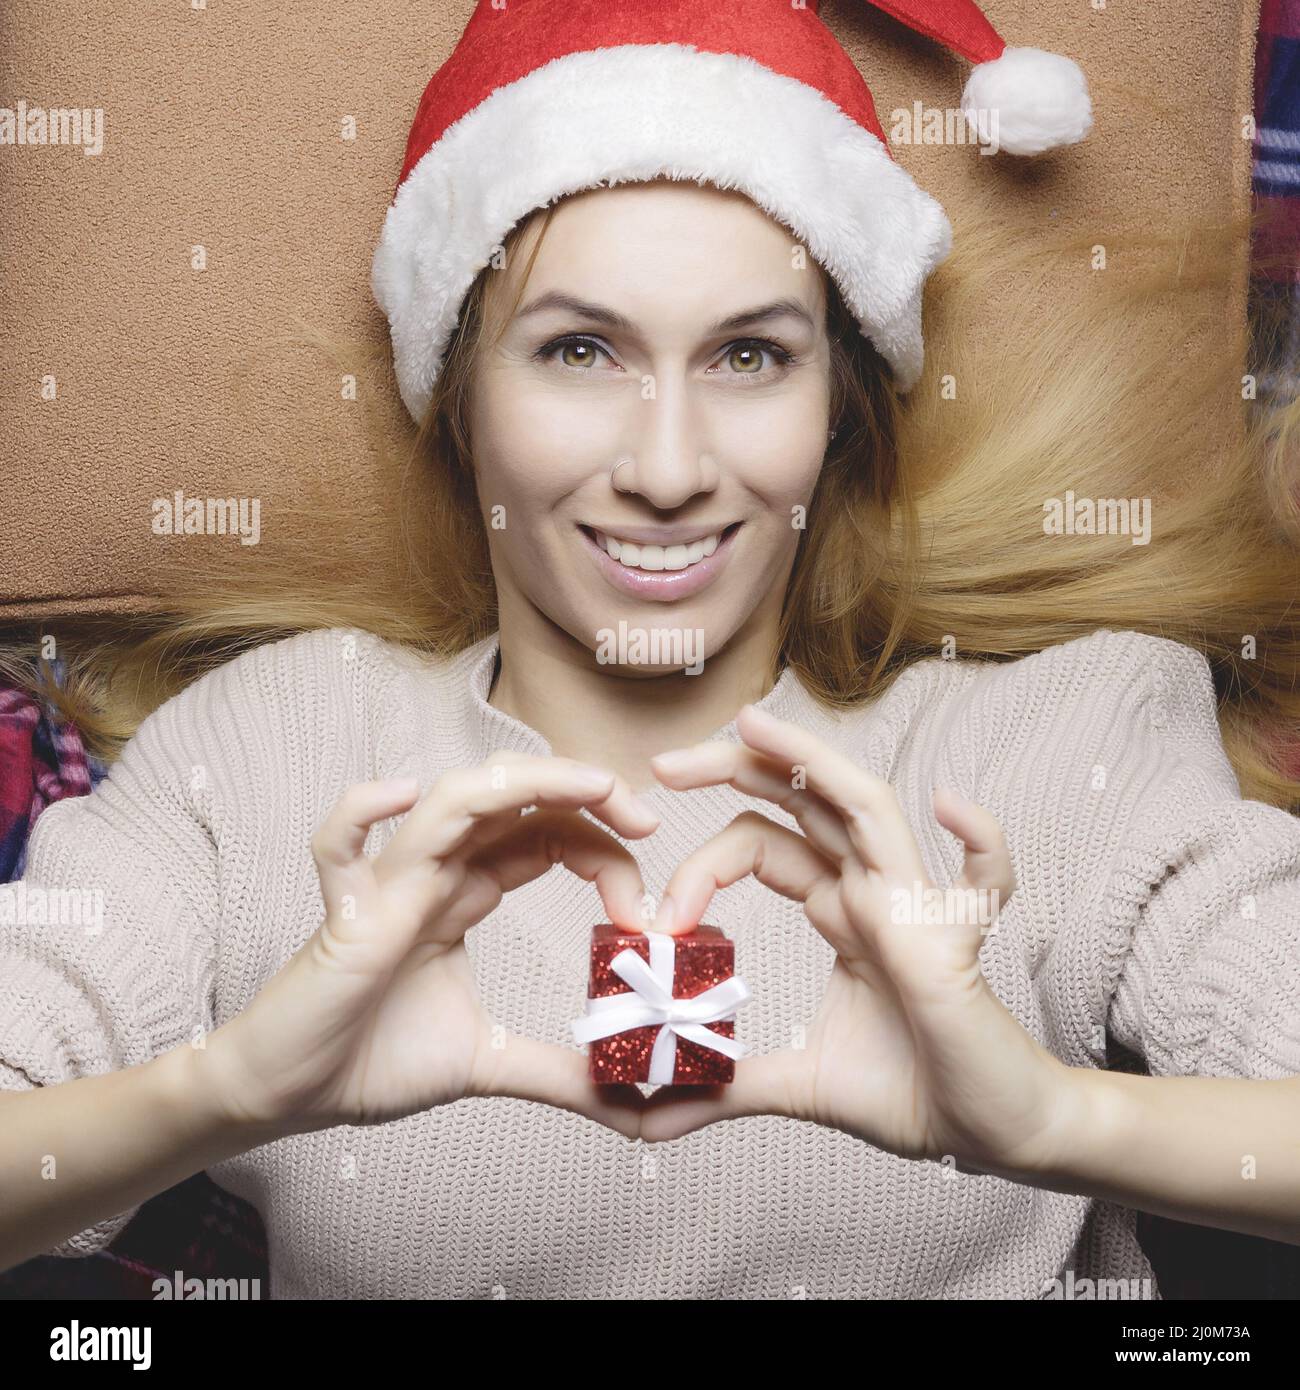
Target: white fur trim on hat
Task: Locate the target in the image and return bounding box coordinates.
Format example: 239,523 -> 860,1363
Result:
960,46 -> 1093,157
371,43 -> 953,424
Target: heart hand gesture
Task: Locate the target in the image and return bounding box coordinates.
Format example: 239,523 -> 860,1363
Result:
201,751 -> 659,1139
640,705 -> 1079,1178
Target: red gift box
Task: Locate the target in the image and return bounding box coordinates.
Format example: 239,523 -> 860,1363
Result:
571,923 -> 750,1085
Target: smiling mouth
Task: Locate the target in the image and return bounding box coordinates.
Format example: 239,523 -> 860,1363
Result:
578,522 -> 742,573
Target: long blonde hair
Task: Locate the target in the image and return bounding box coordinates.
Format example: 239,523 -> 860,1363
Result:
5,192 -> 1300,808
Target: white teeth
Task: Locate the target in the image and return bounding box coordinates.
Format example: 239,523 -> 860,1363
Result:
591,528 -> 727,571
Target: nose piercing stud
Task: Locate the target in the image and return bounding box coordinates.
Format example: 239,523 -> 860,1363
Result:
611,457 -> 633,492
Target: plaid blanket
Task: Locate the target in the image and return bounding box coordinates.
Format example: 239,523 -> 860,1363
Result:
0,679 -> 272,1296
0,672 -> 93,882
1251,0 -> 1300,405
3,8 -> 1299,1302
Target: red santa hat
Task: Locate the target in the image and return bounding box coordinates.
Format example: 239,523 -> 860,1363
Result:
372,0 -> 1092,425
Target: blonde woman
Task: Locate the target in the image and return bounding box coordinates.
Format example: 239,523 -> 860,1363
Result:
3,0 -> 1300,1297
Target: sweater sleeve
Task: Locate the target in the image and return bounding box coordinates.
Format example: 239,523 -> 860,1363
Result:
0,676 -> 223,1258
1093,637 -> 1300,1080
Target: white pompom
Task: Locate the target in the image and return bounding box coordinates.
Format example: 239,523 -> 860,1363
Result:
960,45 -> 1093,157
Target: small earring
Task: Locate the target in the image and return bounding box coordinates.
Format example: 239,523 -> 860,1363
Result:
827,427 -> 838,441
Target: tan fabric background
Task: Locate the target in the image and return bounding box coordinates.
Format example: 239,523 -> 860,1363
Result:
0,0 -> 1260,621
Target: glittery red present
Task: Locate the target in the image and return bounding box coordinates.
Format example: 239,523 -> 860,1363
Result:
583,923 -> 738,1086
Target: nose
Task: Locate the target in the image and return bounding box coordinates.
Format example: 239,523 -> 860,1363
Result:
613,387 -> 720,508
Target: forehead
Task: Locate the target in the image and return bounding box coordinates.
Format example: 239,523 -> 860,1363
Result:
491,180 -> 828,322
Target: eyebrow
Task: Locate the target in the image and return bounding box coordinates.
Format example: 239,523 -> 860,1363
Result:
514,290 -> 816,336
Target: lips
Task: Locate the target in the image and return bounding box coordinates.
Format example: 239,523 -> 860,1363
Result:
591,526 -> 727,572
577,522 -> 741,601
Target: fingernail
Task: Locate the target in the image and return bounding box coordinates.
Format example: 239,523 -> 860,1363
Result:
651,749 -> 692,773
572,764 -> 615,789
377,776 -> 420,798
652,892 -> 678,932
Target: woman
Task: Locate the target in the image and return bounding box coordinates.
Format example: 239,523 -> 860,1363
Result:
3,0 -> 1300,1297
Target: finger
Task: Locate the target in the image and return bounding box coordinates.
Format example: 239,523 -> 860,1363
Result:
655,809 -> 855,954
932,788 -> 1017,903
734,705 -> 927,881
310,778 -> 422,915
467,809 -> 649,930
477,1033 -> 647,1141
376,757 -> 655,883
649,740 -> 853,862
636,1050 -> 807,1141
486,749 -> 662,843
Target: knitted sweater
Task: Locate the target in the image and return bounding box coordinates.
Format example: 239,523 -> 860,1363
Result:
4,626 -> 1300,1299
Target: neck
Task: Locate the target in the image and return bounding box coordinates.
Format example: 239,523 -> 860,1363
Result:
488,597 -> 784,793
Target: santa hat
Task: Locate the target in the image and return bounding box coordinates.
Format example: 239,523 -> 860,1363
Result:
372,0 -> 1092,425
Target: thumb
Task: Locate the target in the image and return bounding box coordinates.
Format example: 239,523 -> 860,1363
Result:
636,1051 -> 804,1142
931,787 -> 1017,904
310,777 -> 422,924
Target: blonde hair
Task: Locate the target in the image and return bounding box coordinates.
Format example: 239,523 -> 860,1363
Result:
5,192 -> 1300,809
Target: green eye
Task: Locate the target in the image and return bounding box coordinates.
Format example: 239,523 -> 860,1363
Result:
559,341 -> 599,368
538,334 -> 794,379
727,343 -> 767,373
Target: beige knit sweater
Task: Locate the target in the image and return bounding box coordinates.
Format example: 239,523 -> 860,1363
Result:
5,626 -> 1300,1298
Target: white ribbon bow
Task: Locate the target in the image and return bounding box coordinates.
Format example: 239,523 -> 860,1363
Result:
571,930 -> 751,1085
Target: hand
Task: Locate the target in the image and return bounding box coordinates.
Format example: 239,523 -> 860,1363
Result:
638,706 -> 1083,1178
200,751 -> 659,1139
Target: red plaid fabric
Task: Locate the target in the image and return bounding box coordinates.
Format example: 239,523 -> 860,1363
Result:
0,673 -> 270,1298
1251,0 -> 1300,405
0,677 -> 92,882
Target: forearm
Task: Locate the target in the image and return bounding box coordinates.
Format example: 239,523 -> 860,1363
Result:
0,1044 -> 286,1272
993,1066 -> 1300,1245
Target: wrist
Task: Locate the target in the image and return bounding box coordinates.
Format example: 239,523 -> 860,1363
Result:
1028,1060 -> 1140,1189
150,1037 -> 292,1154
963,1056 -> 1131,1188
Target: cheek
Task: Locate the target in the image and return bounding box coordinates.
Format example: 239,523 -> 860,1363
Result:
729,408 -> 828,510
471,390 -> 598,525
479,369 -> 620,472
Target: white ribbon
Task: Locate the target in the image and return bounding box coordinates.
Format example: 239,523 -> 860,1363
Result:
571,930 -> 751,1085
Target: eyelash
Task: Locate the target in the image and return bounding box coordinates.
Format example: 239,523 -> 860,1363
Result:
534,334 -> 797,380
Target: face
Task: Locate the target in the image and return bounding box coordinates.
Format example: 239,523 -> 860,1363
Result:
468,178 -> 832,674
